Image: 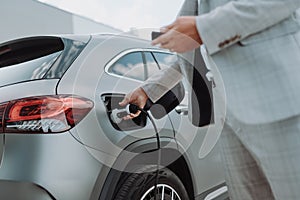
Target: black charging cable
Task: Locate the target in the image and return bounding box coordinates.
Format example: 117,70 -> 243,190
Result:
127,104 -> 161,200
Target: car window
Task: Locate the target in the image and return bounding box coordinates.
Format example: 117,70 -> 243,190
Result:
144,52 -> 160,79
152,52 -> 178,70
0,37 -> 63,87
44,39 -> 86,79
108,52 -> 145,81
0,51 -> 61,87
153,52 -> 190,99
0,36 -> 86,87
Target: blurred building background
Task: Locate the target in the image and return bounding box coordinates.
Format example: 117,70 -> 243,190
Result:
0,0 -> 122,43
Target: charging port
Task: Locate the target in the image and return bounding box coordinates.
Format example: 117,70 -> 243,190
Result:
101,93 -> 147,131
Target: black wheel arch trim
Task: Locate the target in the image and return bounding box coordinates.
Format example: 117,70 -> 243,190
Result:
98,137 -> 196,200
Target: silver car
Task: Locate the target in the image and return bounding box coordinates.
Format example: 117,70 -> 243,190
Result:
0,34 -> 227,200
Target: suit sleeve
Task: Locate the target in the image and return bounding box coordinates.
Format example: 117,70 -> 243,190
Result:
141,0 -> 199,103
141,62 -> 183,103
178,0 -> 198,16
197,0 -> 300,54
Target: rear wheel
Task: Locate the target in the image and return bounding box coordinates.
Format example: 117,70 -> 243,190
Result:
113,166 -> 189,200
140,183 -> 181,200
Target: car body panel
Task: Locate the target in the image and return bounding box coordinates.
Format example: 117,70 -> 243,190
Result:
0,132 -> 104,200
0,79 -> 59,103
0,79 -> 105,200
0,180 -> 54,200
57,35 -> 176,157
169,89 -> 226,196
0,34 -> 226,199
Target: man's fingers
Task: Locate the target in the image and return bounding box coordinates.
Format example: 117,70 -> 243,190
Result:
162,22 -> 175,32
119,96 -> 129,106
122,110 -> 141,120
151,36 -> 165,46
151,30 -> 173,46
122,115 -> 132,120
152,22 -> 175,46
160,41 -> 174,51
131,110 -> 141,118
119,87 -> 148,121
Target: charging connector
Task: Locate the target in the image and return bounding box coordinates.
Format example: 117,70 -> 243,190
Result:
110,104 -> 140,124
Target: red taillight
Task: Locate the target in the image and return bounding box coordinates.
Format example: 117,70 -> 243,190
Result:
0,95 -> 93,134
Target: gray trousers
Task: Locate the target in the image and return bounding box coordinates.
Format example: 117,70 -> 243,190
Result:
220,116 -> 300,200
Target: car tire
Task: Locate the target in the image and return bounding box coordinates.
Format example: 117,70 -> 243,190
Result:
113,165 -> 190,200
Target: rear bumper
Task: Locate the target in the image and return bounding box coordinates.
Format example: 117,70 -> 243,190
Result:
0,180 -> 54,200
0,132 -> 108,200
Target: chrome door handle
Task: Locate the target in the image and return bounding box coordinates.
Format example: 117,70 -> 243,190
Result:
175,105 -> 188,115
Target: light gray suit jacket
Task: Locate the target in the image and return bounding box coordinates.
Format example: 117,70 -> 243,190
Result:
142,0 -> 300,124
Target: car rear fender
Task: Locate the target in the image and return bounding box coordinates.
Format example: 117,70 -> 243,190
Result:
98,137 -> 196,200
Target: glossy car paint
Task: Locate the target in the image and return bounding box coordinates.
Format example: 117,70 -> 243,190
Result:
0,34 -> 226,200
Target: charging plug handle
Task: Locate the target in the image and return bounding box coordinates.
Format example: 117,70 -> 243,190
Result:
110,104 -> 141,124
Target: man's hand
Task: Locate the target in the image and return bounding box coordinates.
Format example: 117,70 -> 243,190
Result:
119,87 -> 149,120
152,16 -> 202,53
